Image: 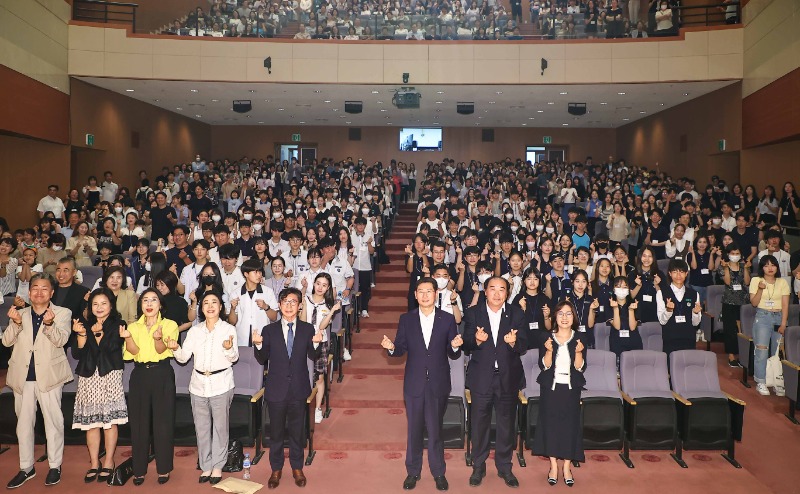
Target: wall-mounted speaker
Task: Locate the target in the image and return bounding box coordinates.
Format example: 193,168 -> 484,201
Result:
482,129 -> 495,142
348,128 -> 361,141
345,101 -> 363,114
567,103 -> 587,116
457,102 -> 474,115
232,100 -> 252,113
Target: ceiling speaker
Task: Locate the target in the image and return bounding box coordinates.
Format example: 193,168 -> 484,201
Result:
345,101 -> 363,114
232,100 -> 252,113
567,103 -> 587,116
457,102 -> 474,115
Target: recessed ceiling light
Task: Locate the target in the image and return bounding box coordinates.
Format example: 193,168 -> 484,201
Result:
436,91 -> 444,94
529,117 -> 535,120
639,111 -> 646,114
683,92 -> 690,96
190,89 -> 198,93
278,108 -> 284,111
324,100 -> 331,103
195,114 -> 202,118
496,91 -> 503,95
484,110 -> 489,113
299,121 -> 306,124
339,115 -> 346,118
258,121 -> 264,124
622,118 -> 630,121
377,101 -> 384,104
436,109 -> 441,112
562,123 -> 569,126
211,99 -> 219,102
313,90 -> 320,93
559,92 -> 568,95
618,92 -> 626,95
436,101 -> 443,104
600,102 -> 608,105
537,110 -> 544,113
380,109 -> 387,112
346,121 -> 351,124
125,89 -> 134,92
176,107 -> 183,110
488,101 -> 496,105
387,122 -> 392,125
522,123 -> 527,126
371,90 -> 379,94
660,103 -> 665,106
547,102 -> 554,105
154,99 -> 160,102
332,108 -> 339,112
478,116 -> 483,119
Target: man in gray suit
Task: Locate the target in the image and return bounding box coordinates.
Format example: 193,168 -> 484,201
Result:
2,273 -> 73,488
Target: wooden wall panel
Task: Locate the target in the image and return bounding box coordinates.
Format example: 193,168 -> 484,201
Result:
0,64 -> 70,144
742,67 -> 800,148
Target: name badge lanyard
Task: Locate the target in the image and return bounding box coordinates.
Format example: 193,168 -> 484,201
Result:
528,294 -> 540,324
574,296 -> 587,328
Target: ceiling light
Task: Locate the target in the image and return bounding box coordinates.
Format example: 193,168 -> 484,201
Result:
211,99 -> 219,102
377,101 -> 384,104
660,103 -> 665,106
190,89 -> 198,93
258,121 -> 264,124
496,91 -> 503,95
547,102 -> 554,105
339,115 -> 346,118
324,100 -> 331,103
600,102 -> 608,105
622,118 -> 630,121
387,122 -> 393,125
154,99 -> 160,102
618,92 -> 626,95
436,91 -> 444,94
380,109 -> 387,112
559,92 -> 568,95
537,110 -> 544,113
176,107 -> 183,110
371,90 -> 379,94
529,117 -> 535,120
278,108 -> 284,111
562,123 -> 569,126
522,123 -> 527,126
313,90 -> 320,93
346,121 -> 351,124
436,101 -> 443,104
195,114 -> 202,118
125,89 -> 134,92
478,116 -> 483,119
488,101 -> 496,105
332,108 -> 339,112
299,121 -> 306,124
683,93 -> 690,96
640,111 -> 646,114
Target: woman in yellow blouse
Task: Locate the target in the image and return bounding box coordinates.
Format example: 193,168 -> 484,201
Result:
749,254 -> 790,397
121,287 -> 179,485
102,266 -> 138,324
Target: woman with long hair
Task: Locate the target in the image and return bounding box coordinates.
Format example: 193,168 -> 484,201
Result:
628,246 -> 663,323
749,255 -> 790,396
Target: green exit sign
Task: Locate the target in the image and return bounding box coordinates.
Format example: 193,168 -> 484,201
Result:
85,133 -> 94,147
718,139 -> 726,151
291,133 -> 301,142
543,136 -> 552,144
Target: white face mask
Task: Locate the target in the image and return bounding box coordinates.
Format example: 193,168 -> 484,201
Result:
212,214 -> 222,222
545,227 -> 555,234
728,255 -> 741,263
435,277 -> 449,290
361,208 -> 370,215
505,213 -> 513,220
510,226 -> 519,232
285,209 -> 294,215
253,223 -> 263,231
365,194 -> 373,201
348,197 -> 356,203
477,273 -> 491,284
114,207 -> 123,213
614,288 -> 630,299
145,262 -> 152,272
273,212 -> 282,219
536,224 -> 544,232
712,218 -> 721,226
526,241 -> 536,250
328,216 -> 336,222
52,245 -> 63,252
243,214 -> 253,221
445,182 -> 451,187
333,192 -> 338,198
494,238 -> 500,246
450,210 -> 458,216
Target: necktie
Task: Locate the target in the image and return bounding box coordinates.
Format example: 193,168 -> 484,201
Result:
287,322 -> 294,359
438,293 -> 443,308
311,304 -> 318,327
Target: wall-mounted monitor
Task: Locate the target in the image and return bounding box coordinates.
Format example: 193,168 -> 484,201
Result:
399,127 -> 442,152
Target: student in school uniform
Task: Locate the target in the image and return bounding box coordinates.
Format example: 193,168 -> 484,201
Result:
228,258 -> 279,346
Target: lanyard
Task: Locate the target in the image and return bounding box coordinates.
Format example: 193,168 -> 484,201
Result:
527,293 -> 540,322
574,294 -> 588,326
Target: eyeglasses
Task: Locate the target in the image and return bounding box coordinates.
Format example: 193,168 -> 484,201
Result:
556,311 -> 573,317
280,299 -> 299,306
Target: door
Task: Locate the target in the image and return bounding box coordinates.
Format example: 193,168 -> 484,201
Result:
300,147 -> 316,168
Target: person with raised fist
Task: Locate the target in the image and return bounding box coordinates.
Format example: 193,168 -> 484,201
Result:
2,273 -> 72,489
122,287 -> 180,485
461,276 -> 527,488
382,277 -> 462,491
656,259 -> 703,359
168,291 -> 239,485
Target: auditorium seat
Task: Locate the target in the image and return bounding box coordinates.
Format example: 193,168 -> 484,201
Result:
702,284 -> 725,350
78,266 -> 103,291
657,259 -> 670,274
0,296 -> 13,330
618,350 -> 677,468
231,351 -> 266,447
172,359 -> 196,446
781,326 -> 800,424
736,304 -> 757,387
593,322 -> 610,351
582,349 -> 624,450
638,322 -> 663,352
517,350 -> 541,466
669,350 -> 746,468
425,353 -> 466,449
61,349 -> 82,445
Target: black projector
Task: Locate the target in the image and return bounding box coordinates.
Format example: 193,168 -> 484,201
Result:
392,91 -> 421,109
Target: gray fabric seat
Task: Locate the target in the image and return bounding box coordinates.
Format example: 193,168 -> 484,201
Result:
669,350 -> 727,400
593,322 -> 610,351
620,350 -> 673,400
700,284 -> 725,349
78,266 -> 103,291
582,349 -> 623,450
519,350 -> 541,454
736,304 -> 757,386
638,322 -> 663,353
427,353 -> 465,449
781,326 -> 800,423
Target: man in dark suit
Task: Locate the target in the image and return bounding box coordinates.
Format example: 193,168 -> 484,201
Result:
381,277 -> 463,491
462,276 -> 527,488
252,287 -> 323,489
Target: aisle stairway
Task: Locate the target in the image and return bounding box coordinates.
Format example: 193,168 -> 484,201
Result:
313,203 -> 419,451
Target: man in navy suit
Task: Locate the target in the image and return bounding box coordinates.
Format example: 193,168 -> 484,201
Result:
382,277 -> 463,491
252,287 -> 323,489
462,276 -> 527,488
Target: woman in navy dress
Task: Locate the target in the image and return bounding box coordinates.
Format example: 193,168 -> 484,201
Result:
628,246 -> 663,323
609,276 -> 643,359
533,300 -> 586,487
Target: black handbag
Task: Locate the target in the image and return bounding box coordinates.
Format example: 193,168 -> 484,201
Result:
222,439 -> 244,472
109,458 -> 134,486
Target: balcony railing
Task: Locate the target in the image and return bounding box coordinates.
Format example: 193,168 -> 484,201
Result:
73,0 -> 138,32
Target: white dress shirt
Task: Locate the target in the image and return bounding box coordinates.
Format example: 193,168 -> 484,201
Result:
656,284 -> 702,326
233,284 -> 279,344
220,267 -> 246,301
486,304 -> 503,368
180,262 -> 206,302
420,308 -> 435,349
173,319 -> 239,397
351,233 -> 373,271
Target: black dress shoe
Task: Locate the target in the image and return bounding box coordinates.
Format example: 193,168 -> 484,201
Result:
403,475 -> 420,490
133,476 -> 145,486
84,469 -> 99,483
199,475 -> 210,484
7,469 -> 35,489
469,465 -> 486,487
157,474 -> 170,485
209,477 -> 222,485
498,471 -> 519,488
44,468 -> 61,486
434,476 -> 449,491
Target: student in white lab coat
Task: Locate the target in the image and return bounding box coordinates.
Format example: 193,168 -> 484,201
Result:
228,258 -> 279,346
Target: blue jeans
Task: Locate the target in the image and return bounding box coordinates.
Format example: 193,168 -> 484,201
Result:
691,285 -> 708,307
752,308 -> 783,384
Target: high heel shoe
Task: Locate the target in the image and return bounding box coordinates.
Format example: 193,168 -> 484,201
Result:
547,469 -> 557,486
157,473 -> 170,485
564,476 -> 575,487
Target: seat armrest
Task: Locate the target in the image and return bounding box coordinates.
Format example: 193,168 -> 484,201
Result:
465,389 -> 471,404
327,354 -> 334,364
346,307 -> 354,315
736,333 -> 753,343
336,329 -> 345,337
355,292 -> 362,297
724,392 -> 746,407
781,359 -> 800,372
307,387 -> 318,404
672,391 -> 692,406
251,388 -> 264,403
620,391 -> 637,405
518,390 -> 527,405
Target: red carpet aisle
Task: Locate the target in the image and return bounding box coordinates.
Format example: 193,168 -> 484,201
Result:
0,204 -> 798,492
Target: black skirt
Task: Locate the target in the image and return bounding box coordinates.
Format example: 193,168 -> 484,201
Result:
532,383 -> 585,462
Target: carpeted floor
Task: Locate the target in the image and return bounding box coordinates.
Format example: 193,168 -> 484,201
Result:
0,203 -> 798,493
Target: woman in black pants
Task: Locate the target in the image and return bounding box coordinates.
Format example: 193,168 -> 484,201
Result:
717,243 -> 750,367
533,300 -> 587,487
121,288 -> 180,485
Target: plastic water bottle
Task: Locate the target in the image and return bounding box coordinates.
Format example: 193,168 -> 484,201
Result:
242,453 -> 251,480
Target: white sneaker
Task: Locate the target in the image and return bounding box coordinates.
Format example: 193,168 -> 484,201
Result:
756,383 -> 770,395
343,349 -> 352,361
314,408 -> 323,424
775,386 -> 786,397
361,310 -> 369,318
370,283 -> 376,288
